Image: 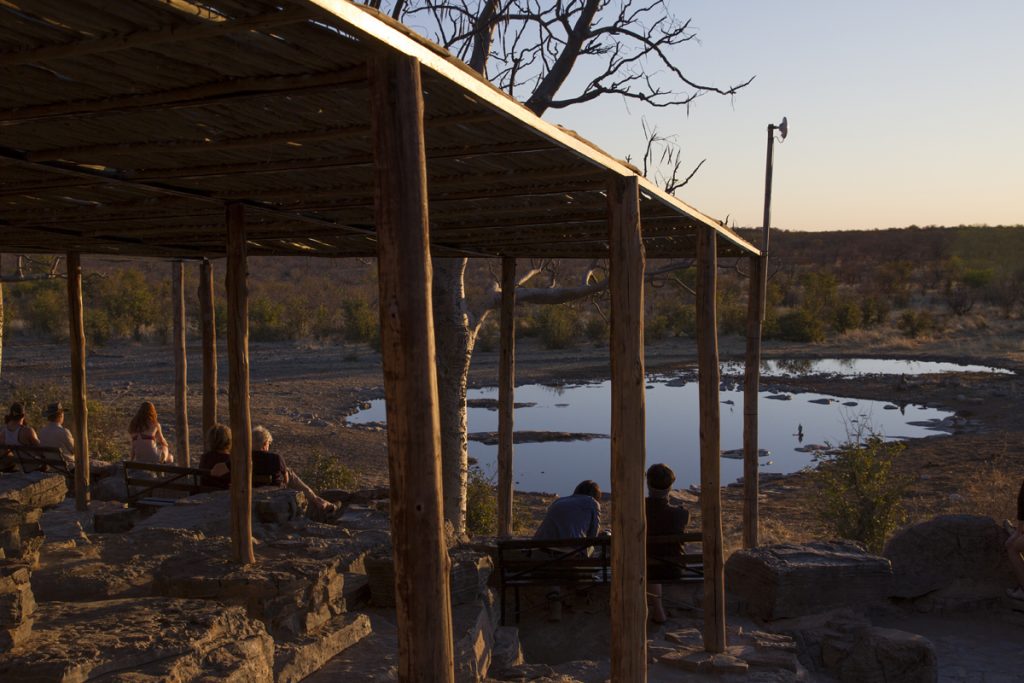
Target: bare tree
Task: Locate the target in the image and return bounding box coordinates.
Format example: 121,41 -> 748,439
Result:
366,0 -> 752,533
0,255 -> 65,379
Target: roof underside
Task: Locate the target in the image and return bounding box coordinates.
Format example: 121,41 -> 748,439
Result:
0,0 -> 759,261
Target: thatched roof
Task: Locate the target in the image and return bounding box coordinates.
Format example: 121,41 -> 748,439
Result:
0,0 -> 759,260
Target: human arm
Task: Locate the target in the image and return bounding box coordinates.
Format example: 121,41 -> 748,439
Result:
21,426 -> 40,447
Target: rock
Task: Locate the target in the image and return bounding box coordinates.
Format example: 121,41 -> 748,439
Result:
884,514 -> 1015,609
490,626 -> 524,674
0,561 -> 34,652
453,592 -> 498,682
831,627 -> 937,683
93,506 -> 140,533
0,472 -> 67,510
133,488 -> 304,536
274,612 -> 372,683
468,430 -> 608,445
254,488 -> 307,523
726,541 -> 892,620
0,598 -> 274,681
349,486 -> 390,505
91,463 -> 129,501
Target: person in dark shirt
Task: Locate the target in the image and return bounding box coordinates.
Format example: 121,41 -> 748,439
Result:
534,480 -> 602,541
645,463 -> 689,623
251,426 -> 338,518
198,423 -> 232,489
1006,478 -> 1024,600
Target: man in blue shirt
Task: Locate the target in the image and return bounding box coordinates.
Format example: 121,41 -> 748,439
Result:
534,480 -> 602,540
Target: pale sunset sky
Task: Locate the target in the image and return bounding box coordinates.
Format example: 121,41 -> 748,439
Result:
551,1 -> 1024,231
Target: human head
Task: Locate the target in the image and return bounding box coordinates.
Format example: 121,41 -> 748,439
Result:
252,425 -> 273,451
44,402 -> 65,423
646,463 -> 675,493
5,402 -> 26,425
208,423 -> 232,453
573,480 -> 601,501
129,402 -> 158,433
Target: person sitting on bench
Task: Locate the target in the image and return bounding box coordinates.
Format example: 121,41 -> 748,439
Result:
128,402 -> 171,464
38,402 -> 75,469
646,463 -> 690,624
251,425 -> 338,519
198,424 -> 286,489
533,480 -> 602,621
2,402 -> 40,471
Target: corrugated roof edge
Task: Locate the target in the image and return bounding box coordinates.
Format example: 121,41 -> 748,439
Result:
301,0 -> 760,258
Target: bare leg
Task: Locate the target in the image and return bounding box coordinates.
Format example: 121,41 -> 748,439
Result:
1008,533 -> 1024,589
647,583 -> 666,623
286,469 -> 334,516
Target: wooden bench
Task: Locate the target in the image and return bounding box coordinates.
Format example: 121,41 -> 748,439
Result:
496,531 -> 703,625
11,445 -> 73,478
122,461 -> 277,507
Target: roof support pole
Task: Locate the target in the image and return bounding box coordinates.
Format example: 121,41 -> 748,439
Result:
172,259 -> 190,466
742,255 -> 765,548
608,174 -> 647,681
697,226 -> 726,652
370,52 -> 455,682
497,256 -> 517,539
226,203 -> 254,564
66,251 -> 90,511
198,258 -> 218,447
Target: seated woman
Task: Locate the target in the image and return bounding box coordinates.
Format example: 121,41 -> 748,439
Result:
199,423 -> 232,489
2,402 -> 40,471
646,463 -> 689,624
128,402 -> 171,464
1006,476 -> 1024,600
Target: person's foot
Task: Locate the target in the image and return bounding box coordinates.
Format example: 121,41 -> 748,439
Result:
1006,586 -> 1024,600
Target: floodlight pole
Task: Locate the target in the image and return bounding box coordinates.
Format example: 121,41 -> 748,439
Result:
760,116 -> 786,316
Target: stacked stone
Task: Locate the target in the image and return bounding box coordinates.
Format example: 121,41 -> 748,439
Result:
0,472 -> 68,567
0,561 -> 34,652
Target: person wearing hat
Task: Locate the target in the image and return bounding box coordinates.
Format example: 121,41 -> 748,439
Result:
645,463 -> 690,624
38,402 -> 75,460
2,402 -> 40,472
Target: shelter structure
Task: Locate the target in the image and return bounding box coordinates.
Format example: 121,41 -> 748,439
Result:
0,1 -> 767,680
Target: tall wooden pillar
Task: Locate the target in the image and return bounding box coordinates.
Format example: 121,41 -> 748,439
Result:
743,255 -> 765,548
371,52 -> 455,683
608,174 -> 647,681
172,260 -> 190,466
226,203 -> 254,564
199,258 -> 218,446
497,256 -> 516,539
66,252 -> 90,511
697,226 -> 726,652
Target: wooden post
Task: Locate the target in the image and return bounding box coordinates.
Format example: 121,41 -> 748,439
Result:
743,255 -> 765,548
226,203 -> 254,565
199,258 -> 218,446
697,226 -> 726,652
66,251 -> 90,511
497,256 -> 516,539
172,260 -> 190,466
371,52 -> 455,682
608,173 -> 646,681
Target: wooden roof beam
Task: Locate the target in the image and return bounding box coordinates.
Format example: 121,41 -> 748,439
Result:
0,7 -> 314,67
0,67 -> 367,124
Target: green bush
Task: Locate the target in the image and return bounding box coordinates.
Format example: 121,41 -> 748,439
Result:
833,299 -> 863,333
859,296 -> 890,327
583,315 -> 608,343
302,451 -> 357,491
466,465 -> 498,538
343,298 -> 379,345
776,309 -> 826,342
474,319 -> 499,352
249,296 -> 293,341
814,432 -> 910,554
533,305 -> 581,349
897,310 -> 934,339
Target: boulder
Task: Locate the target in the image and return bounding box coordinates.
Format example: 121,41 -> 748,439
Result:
0,473 -> 66,567
0,597 -> 274,681
133,488 -> 305,536
0,561 -> 34,652
273,612 -> 372,683
726,541 -> 892,621
829,626 -> 937,683
884,514 -> 1014,608
91,463 -> 129,501
0,472 -> 66,510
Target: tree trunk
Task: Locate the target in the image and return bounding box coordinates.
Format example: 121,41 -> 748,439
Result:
431,257 -> 474,534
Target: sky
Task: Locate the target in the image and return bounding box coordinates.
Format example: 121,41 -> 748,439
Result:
550,1 -> 1024,231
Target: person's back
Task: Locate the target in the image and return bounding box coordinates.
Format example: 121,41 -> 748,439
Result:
3,403 -> 39,447
38,403 -> 74,457
252,449 -> 287,487
534,480 -> 601,540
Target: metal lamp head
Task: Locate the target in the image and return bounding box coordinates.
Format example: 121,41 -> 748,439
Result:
777,116 -> 788,140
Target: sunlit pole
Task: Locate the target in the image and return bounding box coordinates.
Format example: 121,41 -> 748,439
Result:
761,117 -> 787,317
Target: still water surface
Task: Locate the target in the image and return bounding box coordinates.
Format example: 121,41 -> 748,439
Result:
346,358 -> 984,494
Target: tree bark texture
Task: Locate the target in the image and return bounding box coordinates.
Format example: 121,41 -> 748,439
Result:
743,255 -> 764,548
172,260 -> 190,466
199,258 -> 218,447
66,252 -> 90,511
226,203 -> 254,565
372,52 -> 455,683
608,174 -> 647,682
432,257 -> 473,535
697,227 -> 726,652
497,256 -> 516,538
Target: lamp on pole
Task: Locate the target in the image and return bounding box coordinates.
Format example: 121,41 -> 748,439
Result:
761,116 -> 787,316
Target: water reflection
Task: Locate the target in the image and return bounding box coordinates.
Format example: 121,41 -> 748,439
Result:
729,358 -> 1012,378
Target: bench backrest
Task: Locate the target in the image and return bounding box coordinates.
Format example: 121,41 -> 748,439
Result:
10,444 -> 72,477
122,461 -> 276,503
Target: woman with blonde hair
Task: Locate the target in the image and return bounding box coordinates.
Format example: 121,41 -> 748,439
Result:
128,401 -> 170,464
